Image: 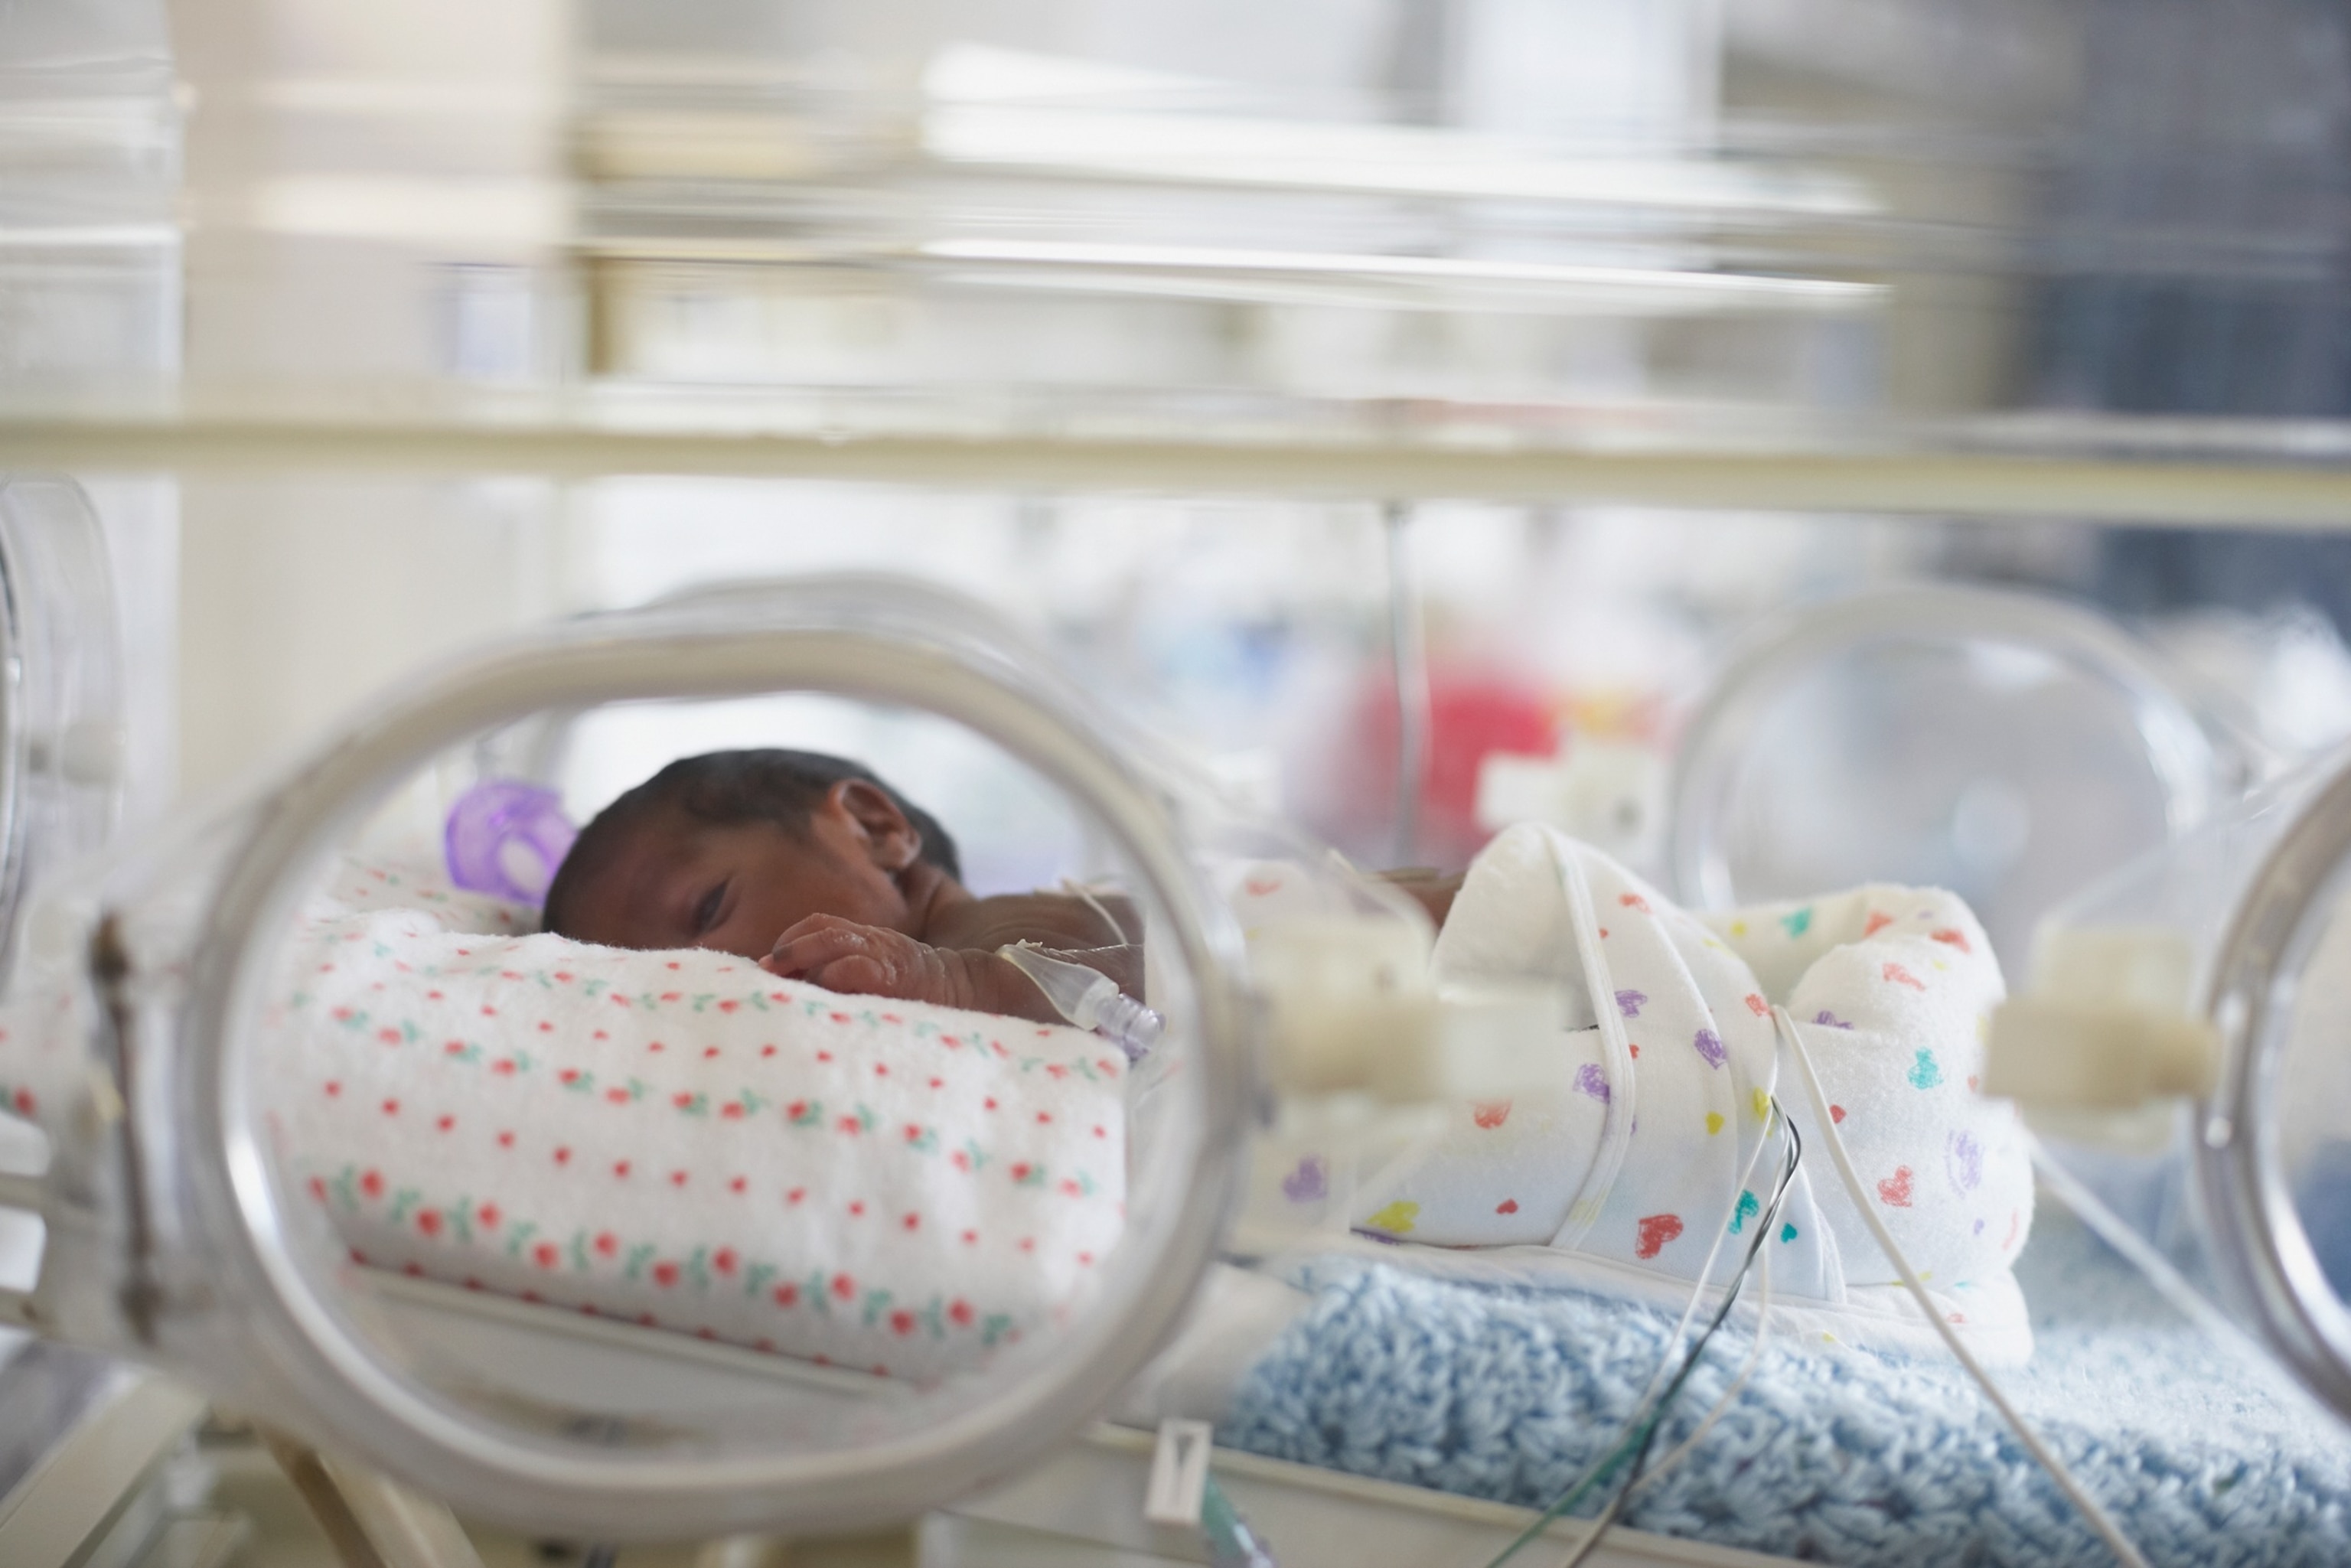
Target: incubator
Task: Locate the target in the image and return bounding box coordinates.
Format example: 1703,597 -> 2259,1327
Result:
1665,582 -> 2270,973
0,572 -> 1613,1553
0,479 -> 136,974
0,559 -> 2320,1568
1988,748 -> 2351,1423
0,578 -> 1252,1537
13,1 -> 2351,1565
0,564 -> 1874,1556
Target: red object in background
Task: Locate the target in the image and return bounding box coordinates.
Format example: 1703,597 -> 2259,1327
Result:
1345,666 -> 1558,870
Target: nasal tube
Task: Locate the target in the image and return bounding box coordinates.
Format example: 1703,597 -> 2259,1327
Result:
999,941 -> 1163,1063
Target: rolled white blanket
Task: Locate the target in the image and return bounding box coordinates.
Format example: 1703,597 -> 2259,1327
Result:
2,856 -> 1128,1382
1341,825 -> 2035,1359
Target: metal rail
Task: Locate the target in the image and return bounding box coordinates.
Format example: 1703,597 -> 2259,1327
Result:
4,414 -> 2351,527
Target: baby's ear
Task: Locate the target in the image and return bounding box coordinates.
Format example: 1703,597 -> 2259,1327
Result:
830,779 -> 921,872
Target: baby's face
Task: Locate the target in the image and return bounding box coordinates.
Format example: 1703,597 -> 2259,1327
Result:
556,809 -> 916,960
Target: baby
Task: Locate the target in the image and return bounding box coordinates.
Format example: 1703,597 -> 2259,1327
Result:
544,749 -> 1462,1023
543,749 -> 1153,1023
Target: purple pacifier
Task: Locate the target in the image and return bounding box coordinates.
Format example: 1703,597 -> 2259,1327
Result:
444,777 -> 579,905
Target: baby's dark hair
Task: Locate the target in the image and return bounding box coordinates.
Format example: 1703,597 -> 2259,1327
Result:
541,749 -> 960,936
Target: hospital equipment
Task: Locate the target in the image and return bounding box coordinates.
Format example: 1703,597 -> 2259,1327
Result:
0,477 -> 190,1567
15,4 -> 2351,1564
0,570 -> 1643,1557
0,575 -> 1264,1540
0,566 -> 2314,1568
996,941 -> 1162,1064
1991,745 -> 2351,1425
0,478 -> 133,976
1668,582 -> 2269,973
12,523 -> 2351,1565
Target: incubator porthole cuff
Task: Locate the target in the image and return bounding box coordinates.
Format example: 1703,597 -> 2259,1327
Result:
0,579 -> 1258,1541
2202,764 -> 2351,1419
1668,582 -> 2254,974
1982,745 -> 2351,1430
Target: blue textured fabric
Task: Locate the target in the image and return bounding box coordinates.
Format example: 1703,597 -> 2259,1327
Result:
1220,1213 -> 2351,1565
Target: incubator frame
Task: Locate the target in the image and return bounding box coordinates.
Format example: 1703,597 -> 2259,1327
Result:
1668,580 -> 2235,918
1,478 -> 2346,1562
0,478 -> 126,978
2203,761 -> 2351,1420
101,594 -> 1254,1540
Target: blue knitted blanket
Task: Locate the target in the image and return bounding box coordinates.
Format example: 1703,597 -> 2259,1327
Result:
1220,1210 -> 2351,1565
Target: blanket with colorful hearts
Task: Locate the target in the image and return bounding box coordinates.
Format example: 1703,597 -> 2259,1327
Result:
1328,824 -> 2037,1363
1,856 -> 1128,1382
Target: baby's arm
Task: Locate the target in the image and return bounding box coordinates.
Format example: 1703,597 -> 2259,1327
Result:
931,890 -> 1137,950
761,914 -> 1140,1022
1375,868 -> 1464,929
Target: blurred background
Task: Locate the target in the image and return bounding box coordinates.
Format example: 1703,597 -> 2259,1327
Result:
11,0 -> 2351,911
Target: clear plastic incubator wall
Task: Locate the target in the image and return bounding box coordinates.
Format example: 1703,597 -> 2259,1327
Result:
9,2 -> 2351,1566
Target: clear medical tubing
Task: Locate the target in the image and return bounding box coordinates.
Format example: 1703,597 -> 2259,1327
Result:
1668,583 -> 2242,959
999,940 -> 1163,1063
16,578 -> 1255,1540
2023,748 -> 2351,1422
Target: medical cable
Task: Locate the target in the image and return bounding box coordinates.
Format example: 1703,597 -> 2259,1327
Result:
1631,1212 -> 1774,1499
1200,1474 -> 1278,1568
1384,499 -> 1429,868
1606,1097 -> 1790,1450
1482,1102 -> 1802,1568
1772,1005 -> 2154,1568
2026,1135 -> 2279,1371
1531,1132 -> 1801,1568
1543,1112 -> 1804,1568
1487,841 -> 1790,1568
1632,1086 -> 1792,1407
1058,877 -> 1127,947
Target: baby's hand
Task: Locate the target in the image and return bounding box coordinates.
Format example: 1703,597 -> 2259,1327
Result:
761,915 -> 956,1003
761,914 -> 1031,1016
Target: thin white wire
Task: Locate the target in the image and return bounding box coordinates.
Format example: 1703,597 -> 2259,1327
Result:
2027,1136 -> 2351,1444
1772,1006 -> 2153,1568
1547,1120 -> 1796,1568
1630,1220 -> 1774,1498
1057,877 -> 1127,947
1574,843 -> 1779,1413
2025,1136 -> 2278,1367
1635,1100 -> 1784,1410
1481,1106 -> 1787,1568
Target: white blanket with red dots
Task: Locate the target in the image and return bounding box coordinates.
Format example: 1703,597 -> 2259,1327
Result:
248,857 -> 1128,1382
1325,826 -> 2036,1363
